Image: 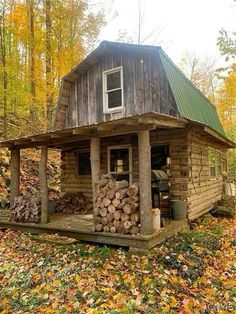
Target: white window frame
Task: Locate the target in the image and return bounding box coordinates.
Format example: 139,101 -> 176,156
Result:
107,145 -> 132,183
103,66 -> 124,113
208,147 -> 222,179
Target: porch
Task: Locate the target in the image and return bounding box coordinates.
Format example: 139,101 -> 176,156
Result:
0,213 -> 188,249
0,112 -> 188,249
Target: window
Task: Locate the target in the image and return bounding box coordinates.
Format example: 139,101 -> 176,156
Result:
208,148 -> 222,178
108,146 -> 132,182
103,67 -> 123,112
76,151 -> 91,175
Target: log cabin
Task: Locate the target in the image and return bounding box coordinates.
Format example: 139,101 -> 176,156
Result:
0,41 -> 235,250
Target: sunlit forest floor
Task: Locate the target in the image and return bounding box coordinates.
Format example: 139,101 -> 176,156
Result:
0,215 -> 235,314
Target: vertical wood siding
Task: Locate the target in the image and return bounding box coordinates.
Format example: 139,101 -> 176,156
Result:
65,50 -> 178,128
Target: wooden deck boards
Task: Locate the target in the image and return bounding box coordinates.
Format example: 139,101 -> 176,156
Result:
0,213 -> 188,249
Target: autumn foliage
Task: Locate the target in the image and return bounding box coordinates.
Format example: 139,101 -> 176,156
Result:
0,0 -> 105,138
0,215 -> 235,313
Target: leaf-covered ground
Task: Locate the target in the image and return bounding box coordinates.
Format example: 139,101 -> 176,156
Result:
0,215 -> 235,314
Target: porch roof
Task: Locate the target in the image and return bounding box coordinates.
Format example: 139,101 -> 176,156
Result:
0,112 -> 234,149
0,112 -> 187,149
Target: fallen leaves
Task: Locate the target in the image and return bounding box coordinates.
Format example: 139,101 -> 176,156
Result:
0,215 -> 235,313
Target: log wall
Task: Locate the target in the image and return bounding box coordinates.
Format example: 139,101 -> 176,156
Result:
60,129 -> 227,221
186,130 -> 227,221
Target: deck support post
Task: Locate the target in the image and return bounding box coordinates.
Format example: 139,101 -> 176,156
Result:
138,130 -> 153,235
10,148 -> 20,206
90,137 -> 100,211
39,145 -> 49,223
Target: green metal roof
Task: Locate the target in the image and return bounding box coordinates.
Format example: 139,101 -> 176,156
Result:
159,49 -> 226,136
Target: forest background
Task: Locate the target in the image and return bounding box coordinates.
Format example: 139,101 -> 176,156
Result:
0,0 -> 235,178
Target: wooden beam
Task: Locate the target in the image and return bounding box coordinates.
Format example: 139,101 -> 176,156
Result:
39,146 -> 49,223
73,128 -> 96,135
138,130 -> 153,235
90,138 -> 100,213
10,148 -> 20,206
137,117 -> 186,128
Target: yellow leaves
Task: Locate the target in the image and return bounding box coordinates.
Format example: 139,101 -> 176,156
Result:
1,297 -> 9,305
161,303 -> 170,313
52,279 -> 61,287
169,296 -> 178,308
74,274 -> 81,283
143,276 -> 152,285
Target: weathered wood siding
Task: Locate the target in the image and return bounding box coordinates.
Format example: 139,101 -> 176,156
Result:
65,49 -> 178,128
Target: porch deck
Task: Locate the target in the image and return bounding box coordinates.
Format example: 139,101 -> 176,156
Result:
0,213 -> 188,250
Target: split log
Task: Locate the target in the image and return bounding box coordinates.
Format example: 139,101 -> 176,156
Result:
101,217 -> 108,225
95,179 -> 109,188
127,183 -> 139,197
103,226 -> 110,233
115,189 -> 128,200
112,198 -> 120,207
113,220 -> 120,228
121,212 -> 130,222
98,188 -> 106,199
106,188 -> 116,199
110,226 -> 116,233
102,197 -> 111,207
124,220 -> 133,229
123,203 -> 131,214
107,204 -> 116,213
131,213 -> 140,223
94,216 -> 101,224
113,210 -> 122,220
107,212 -> 114,222
95,224 -> 103,232
99,207 -> 107,217
115,180 -> 129,191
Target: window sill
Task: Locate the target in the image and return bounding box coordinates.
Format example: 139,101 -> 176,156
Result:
209,176 -> 222,181
103,108 -> 123,114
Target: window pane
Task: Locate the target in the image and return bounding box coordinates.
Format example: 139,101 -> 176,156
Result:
216,152 -> 221,175
76,152 -> 91,175
110,148 -> 129,172
108,89 -> 122,109
107,71 -> 121,90
208,149 -> 215,166
210,166 -> 216,177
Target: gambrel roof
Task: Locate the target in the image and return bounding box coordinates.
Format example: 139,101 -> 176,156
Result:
54,41 -> 226,138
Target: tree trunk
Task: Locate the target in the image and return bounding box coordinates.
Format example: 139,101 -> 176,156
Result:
45,0 -> 53,130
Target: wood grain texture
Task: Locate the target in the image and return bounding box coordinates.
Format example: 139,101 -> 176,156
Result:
62,49 -> 179,129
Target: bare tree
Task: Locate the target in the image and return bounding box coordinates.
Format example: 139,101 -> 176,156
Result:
179,51 -> 218,101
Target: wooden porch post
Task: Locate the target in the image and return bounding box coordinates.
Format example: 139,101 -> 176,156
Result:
10,148 -> 20,206
39,145 -> 49,223
90,138 -> 100,210
138,130 -> 153,235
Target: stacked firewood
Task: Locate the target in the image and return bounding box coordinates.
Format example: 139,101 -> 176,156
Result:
11,196 -> 41,223
55,192 -> 93,214
93,177 -> 140,234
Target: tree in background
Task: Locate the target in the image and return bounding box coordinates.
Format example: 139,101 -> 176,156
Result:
216,29 -> 236,180
179,51 -> 217,101
0,0 -> 105,138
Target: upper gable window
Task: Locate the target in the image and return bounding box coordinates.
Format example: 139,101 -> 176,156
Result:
103,67 -> 123,113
